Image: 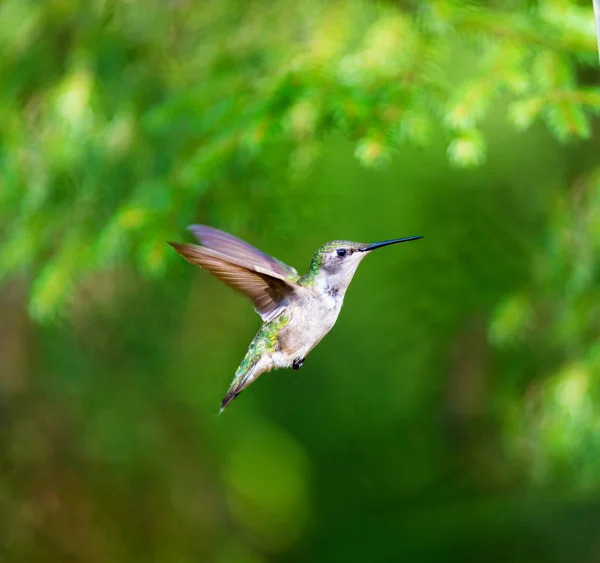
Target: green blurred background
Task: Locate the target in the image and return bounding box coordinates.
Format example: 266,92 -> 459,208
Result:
2,1 -> 600,561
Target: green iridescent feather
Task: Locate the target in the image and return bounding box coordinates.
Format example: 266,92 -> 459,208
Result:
231,313 -> 290,385
298,240 -> 353,287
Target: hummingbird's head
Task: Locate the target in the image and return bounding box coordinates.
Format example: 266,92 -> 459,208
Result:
301,236 -> 422,292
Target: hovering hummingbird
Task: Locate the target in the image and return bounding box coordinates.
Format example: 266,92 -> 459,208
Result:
169,225 -> 422,412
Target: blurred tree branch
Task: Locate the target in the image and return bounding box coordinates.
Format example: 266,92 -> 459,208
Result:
0,0 -> 598,320
593,0 -> 600,61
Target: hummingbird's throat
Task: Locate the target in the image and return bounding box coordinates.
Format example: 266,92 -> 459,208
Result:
325,285 -> 340,298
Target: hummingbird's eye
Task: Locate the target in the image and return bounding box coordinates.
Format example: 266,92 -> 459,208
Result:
336,248 -> 347,258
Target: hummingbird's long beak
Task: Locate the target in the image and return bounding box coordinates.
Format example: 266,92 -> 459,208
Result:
358,236 -> 423,252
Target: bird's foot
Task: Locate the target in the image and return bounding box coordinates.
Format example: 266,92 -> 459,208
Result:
292,358 -> 304,371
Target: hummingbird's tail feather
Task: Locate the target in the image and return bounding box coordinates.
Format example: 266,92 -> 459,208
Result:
219,374 -> 253,413
220,386 -> 243,412
219,355 -> 269,413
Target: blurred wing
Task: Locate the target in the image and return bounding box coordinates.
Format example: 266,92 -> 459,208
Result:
189,225 -> 299,281
169,242 -> 297,321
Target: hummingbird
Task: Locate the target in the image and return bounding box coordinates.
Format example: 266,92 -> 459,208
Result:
169,225 -> 422,412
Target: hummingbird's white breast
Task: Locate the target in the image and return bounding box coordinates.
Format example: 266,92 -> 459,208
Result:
278,287 -> 345,362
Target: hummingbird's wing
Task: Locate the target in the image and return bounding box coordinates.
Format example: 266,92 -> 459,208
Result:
188,225 -> 299,281
169,242 -> 298,322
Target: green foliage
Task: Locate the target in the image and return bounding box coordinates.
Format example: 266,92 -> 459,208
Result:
489,293 -> 533,347
492,169 -> 600,487
505,359 -> 600,488
0,0 -> 599,319
2,2 -> 600,562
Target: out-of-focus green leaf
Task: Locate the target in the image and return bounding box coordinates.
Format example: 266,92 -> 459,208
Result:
447,129 -> 486,167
